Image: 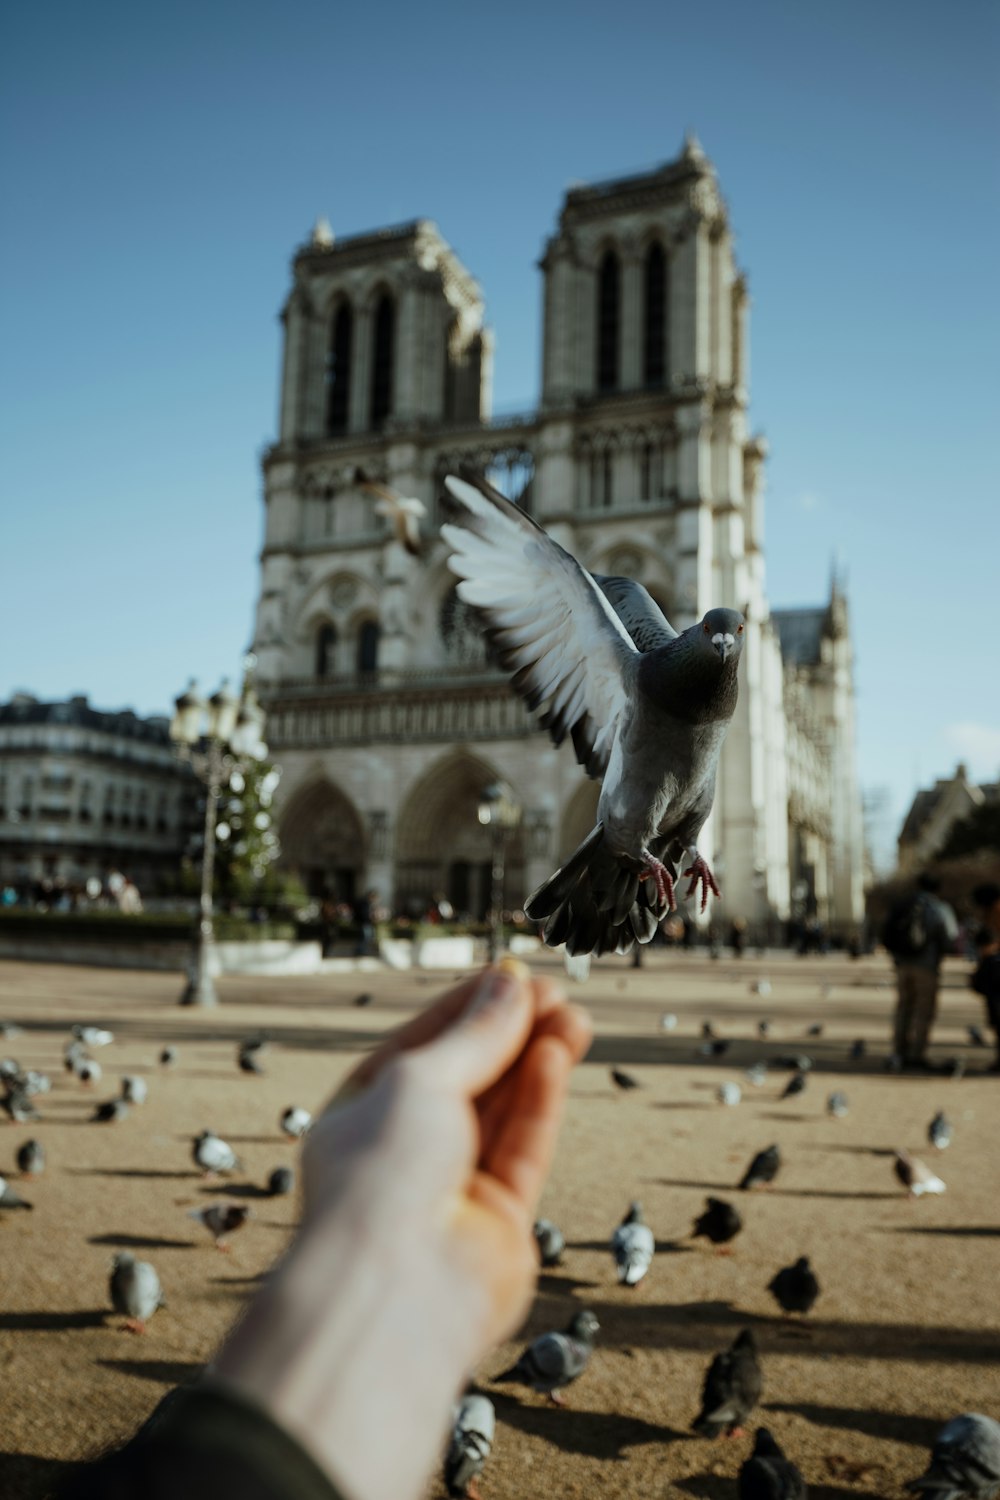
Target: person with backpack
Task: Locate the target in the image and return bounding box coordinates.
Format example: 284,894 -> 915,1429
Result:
881,873 -> 958,1069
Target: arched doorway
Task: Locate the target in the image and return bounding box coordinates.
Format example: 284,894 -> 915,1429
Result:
396,753 -> 525,920
278,778 -> 366,901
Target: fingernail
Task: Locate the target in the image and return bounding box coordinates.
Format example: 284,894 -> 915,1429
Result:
464,964 -> 522,1021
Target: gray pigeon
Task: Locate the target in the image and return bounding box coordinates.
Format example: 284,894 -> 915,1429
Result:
929,1111 -> 953,1150
827,1090 -> 849,1119
73,1025 -> 114,1047
22,1070 -> 51,1097
188,1201 -> 251,1249
768,1256 -> 820,1315
533,1218 -> 565,1267
109,1251 -> 165,1333
441,472 -> 744,956
2,1085 -> 38,1124
267,1165 -> 295,1196
850,1038 -> 867,1061
739,1427 -> 808,1499
493,1308 -> 599,1405
692,1329 -> 762,1438
16,1139 -> 45,1176
93,1098 -> 130,1123
193,1130 -> 241,1175
780,1070 -> 807,1100
120,1076 -> 147,1105
159,1046 -> 178,1068
740,1144 -> 781,1190
280,1106 -> 312,1139
908,1412 -> 1000,1499
0,1173 -> 33,1210
444,1391 -> 496,1498
745,1062 -> 768,1088
611,1201 -> 655,1286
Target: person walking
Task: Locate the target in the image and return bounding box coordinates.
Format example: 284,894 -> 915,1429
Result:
881,873 -> 958,1069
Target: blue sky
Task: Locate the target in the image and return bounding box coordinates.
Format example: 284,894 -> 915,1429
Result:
2,0 -> 998,866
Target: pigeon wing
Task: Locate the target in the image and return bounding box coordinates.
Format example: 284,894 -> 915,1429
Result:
590,574 -> 678,651
526,1331 -> 574,1383
442,474 -> 639,779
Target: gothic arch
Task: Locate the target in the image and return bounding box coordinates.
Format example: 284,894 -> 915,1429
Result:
369,284 -> 396,427
326,297 -> 353,435
560,780 -> 600,862
396,752 -> 526,919
278,776 -> 366,900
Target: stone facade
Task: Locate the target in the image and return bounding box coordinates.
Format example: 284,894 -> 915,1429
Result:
897,764 -> 1000,872
251,138 -> 866,934
0,694 -> 196,892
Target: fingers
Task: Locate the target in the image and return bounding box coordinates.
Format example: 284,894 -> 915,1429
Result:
480,1033 -> 574,1214
419,965 -> 535,1097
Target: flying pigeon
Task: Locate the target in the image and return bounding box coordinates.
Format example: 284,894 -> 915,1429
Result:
533,1218 -> 565,1267
968,1025 -> 988,1048
0,1174 -> 33,1210
895,1150 -> 946,1198
739,1428 -> 808,1499
92,1099 -> 130,1123
717,1081 -> 742,1107
280,1107 -> 312,1139
16,1139 -> 45,1176
441,472 -> 745,956
692,1329 -> 762,1439
356,470 -> 427,556
120,1076 -> 147,1105
660,1013 -> 678,1031
611,1201 -> 655,1286
850,1039 -> 867,1061
109,1251 -> 165,1334
72,1025 -> 114,1047
907,1412 -> 1000,1499
928,1112 -> 953,1151
193,1130 -> 241,1175
768,1256 -> 820,1315
692,1197 -> 743,1250
444,1391 -> 496,1499
827,1090 -> 849,1119
188,1202 -> 251,1250
267,1165 -> 295,1197
740,1145 -> 781,1191
610,1068 -> 640,1092
493,1309 -> 599,1405
780,1070 -> 807,1101
745,1062 -> 768,1087
159,1046 -> 178,1068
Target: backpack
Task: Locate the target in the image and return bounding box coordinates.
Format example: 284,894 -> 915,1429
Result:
882,896 -> 930,959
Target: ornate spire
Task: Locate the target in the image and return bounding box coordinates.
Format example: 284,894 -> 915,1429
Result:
311,216 -> 334,248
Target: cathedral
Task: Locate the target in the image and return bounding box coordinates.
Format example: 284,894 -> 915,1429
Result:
251,137 -> 865,937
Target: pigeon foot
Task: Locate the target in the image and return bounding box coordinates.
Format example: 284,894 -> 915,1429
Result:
714,1246 -> 734,1257
467,1481 -> 482,1500
725,1425 -> 746,1440
548,1390 -> 567,1407
638,854 -> 676,911
122,1318 -> 147,1335
682,854 -> 722,914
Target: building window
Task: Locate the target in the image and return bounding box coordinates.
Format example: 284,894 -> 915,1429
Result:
357,620 -> 380,677
315,622 -> 337,678
370,293 -> 395,427
326,303 -> 353,435
644,242 -> 667,388
596,250 -> 620,392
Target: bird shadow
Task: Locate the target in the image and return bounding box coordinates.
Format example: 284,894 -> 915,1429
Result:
88,1232 -> 195,1250
537,1272 -> 600,1294
878,1225 -> 1000,1238
491,1393 -> 688,1458
207,1134 -> 283,1145
0,1309 -> 107,1331
810,1144 -> 896,1157
70,1168 -> 197,1181
651,1101 -> 713,1111
97,1358 -> 203,1384
756,1111 -> 814,1123
655,1177 -> 734,1193
0,1453 -> 81,1495
764,1399 -> 939,1447
198,1182 -> 274,1200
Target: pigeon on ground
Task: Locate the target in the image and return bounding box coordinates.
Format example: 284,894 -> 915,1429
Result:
75,1059 -> 102,1086
780,1070 -> 807,1100
660,1013 -> 678,1031
21,1070 -> 50,1097
806,1023 -> 823,1038
16,1139 -> 45,1176
188,1202 -> 251,1250
109,1251 -> 165,1334
65,1040 -> 89,1073
751,979 -> 772,997
718,1081 -> 742,1106
928,1112 -> 953,1151
692,1329 -> 762,1439
757,1020 -> 771,1039
907,1412 -> 1000,1499
159,1046 -> 178,1068
611,1201 -> 655,1286
885,1052 -> 904,1074
0,1174 -> 33,1210
444,1391 -> 495,1499
895,1150 -> 946,1197
193,1130 -> 241,1174
238,1039 -> 266,1075
947,1058 -> 966,1080
740,1145 -> 781,1191
356,470 -> 427,556
2,1086 -> 39,1124
441,472 -> 745,956
493,1309 -> 599,1405
353,992 -> 374,1008
968,1025 -> 988,1048
776,1054 -> 812,1072
850,1038 -> 867,1061
120,1076 -> 147,1105
93,1099 -> 130,1123
745,1062 -> 768,1087
702,1039 -> 730,1058
0,1058 -> 22,1083
268,1165 -> 295,1197
0,1022 -> 22,1039
280,1107 -> 312,1139
768,1256 -> 820,1315
610,1068 -> 640,1091
73,1025 -> 114,1047
827,1090 -> 849,1119
702,1021 -> 718,1039
739,1428 -> 808,1499
533,1218 -> 565,1267
692,1197 -> 743,1250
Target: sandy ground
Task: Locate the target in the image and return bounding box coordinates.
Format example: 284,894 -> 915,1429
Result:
1,950 -> 998,1500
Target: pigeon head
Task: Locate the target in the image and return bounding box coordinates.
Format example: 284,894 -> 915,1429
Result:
624,1200 -> 644,1224
112,1251 -> 136,1270
699,607 -> 746,665
733,1328 -> 757,1353
569,1309 -> 600,1341
753,1428 -> 783,1456
794,1256 -> 811,1272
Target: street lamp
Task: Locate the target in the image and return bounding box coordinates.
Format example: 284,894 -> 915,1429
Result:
477,780 -> 521,962
169,659 -> 269,1007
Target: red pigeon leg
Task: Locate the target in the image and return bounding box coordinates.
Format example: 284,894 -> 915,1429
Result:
682,854 -> 722,913
638,854 -> 676,911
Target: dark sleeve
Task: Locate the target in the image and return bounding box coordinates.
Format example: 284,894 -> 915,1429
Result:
970,954 -> 1000,1001
55,1379 -> 349,1500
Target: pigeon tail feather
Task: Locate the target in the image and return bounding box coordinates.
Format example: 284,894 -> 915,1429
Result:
525,822 -> 668,958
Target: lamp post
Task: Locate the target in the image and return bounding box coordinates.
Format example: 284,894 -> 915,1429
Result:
477,780 -> 521,963
169,661 -> 269,1007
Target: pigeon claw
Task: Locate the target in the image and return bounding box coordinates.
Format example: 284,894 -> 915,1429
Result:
122,1318 -> 147,1335
682,856 -> 722,914
638,855 -> 676,911
548,1389 -> 567,1407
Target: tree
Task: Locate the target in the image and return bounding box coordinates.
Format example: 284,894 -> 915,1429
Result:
214,759 -> 283,906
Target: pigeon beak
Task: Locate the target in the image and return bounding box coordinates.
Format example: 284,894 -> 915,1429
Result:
712,632 -> 735,662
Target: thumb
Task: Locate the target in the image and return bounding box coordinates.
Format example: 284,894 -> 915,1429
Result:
419,961 -> 534,1097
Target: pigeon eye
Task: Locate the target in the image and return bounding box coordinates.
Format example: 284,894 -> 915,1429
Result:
703,623 -> 710,634
737,623 -> 744,634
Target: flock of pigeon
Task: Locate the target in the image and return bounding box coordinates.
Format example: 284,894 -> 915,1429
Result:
3,997 -> 999,1499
